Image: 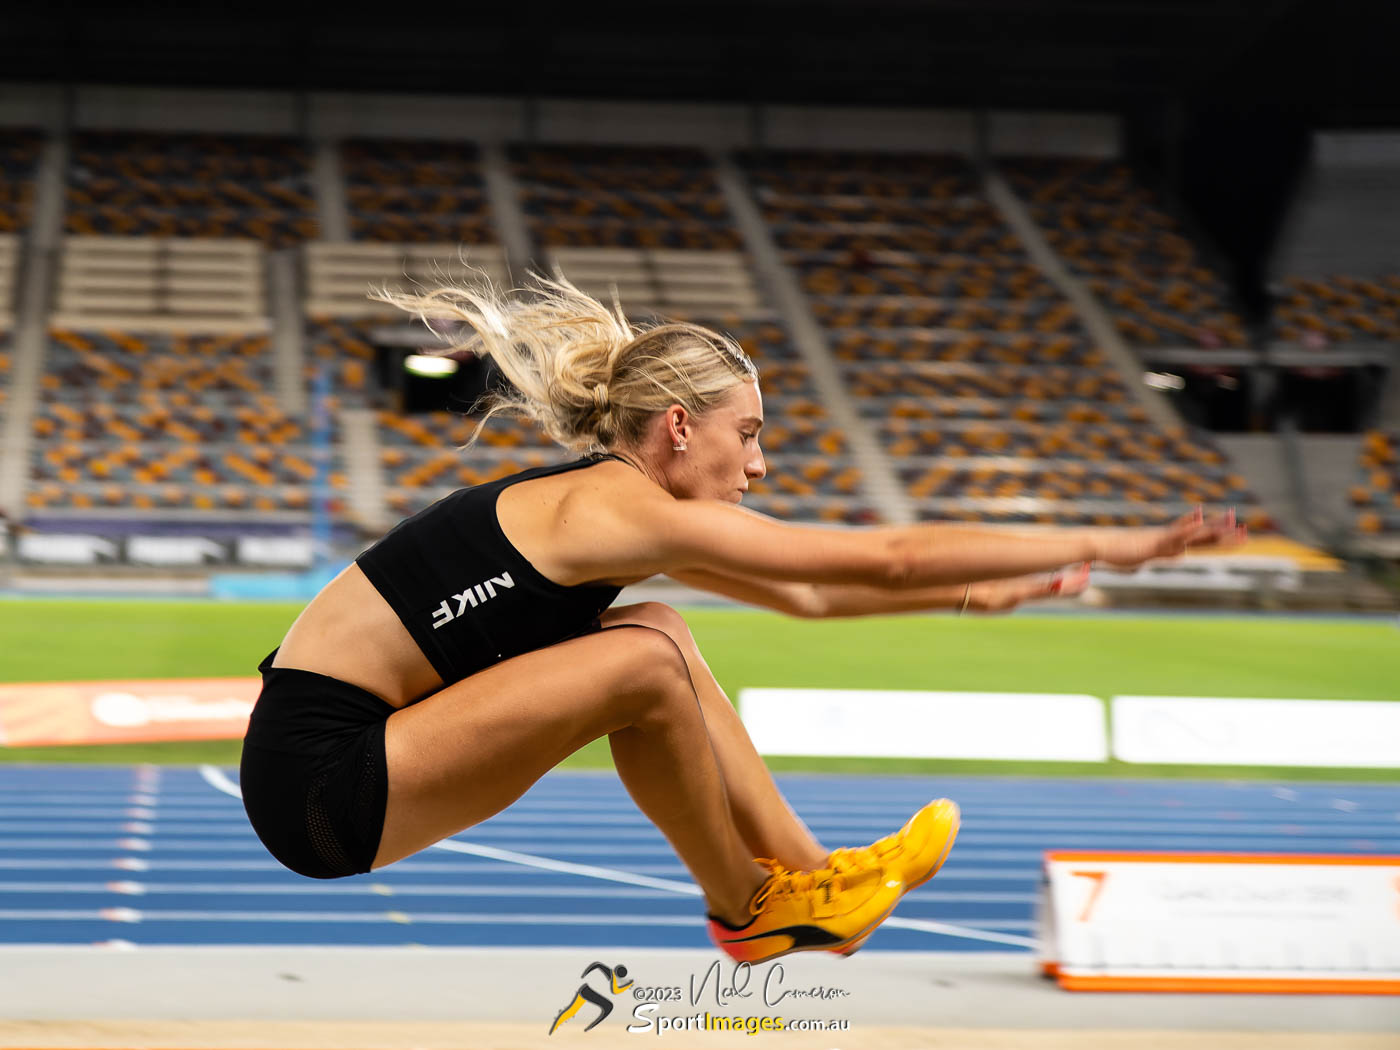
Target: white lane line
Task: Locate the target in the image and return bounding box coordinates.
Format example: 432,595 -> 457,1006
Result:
4,813 -> 1394,837
883,918 -> 1038,948
0,808 -> 231,819
0,908 -> 701,926
0,840 -> 266,851
0,881 -> 1040,905
200,765 -> 243,799
169,805 -> 1400,833
0,822 -> 294,834
0,905 -> 1039,935
0,832 -> 1378,855
3,798 -> 1388,819
198,764 -> 1041,948
425,837 -> 706,896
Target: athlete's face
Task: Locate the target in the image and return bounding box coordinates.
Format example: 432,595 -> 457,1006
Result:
684,380 -> 767,504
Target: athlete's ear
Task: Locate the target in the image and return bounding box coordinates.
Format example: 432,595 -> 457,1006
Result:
666,404 -> 691,447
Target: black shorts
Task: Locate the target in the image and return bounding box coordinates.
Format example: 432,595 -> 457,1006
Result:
239,649 -> 397,879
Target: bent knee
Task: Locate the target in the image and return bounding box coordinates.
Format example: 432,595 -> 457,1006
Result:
600,624 -> 696,715
606,601 -> 696,649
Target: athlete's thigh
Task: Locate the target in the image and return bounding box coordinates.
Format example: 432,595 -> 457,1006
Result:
374,625 -> 688,868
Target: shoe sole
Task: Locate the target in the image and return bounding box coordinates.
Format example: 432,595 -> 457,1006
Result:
836,805 -> 961,958
711,888 -> 906,966
754,895 -> 904,965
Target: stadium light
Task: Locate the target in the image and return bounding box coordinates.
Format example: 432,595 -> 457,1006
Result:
1143,371 -> 1185,391
404,354 -> 459,378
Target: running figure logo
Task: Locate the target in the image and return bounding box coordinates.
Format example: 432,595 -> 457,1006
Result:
549,962 -> 633,1034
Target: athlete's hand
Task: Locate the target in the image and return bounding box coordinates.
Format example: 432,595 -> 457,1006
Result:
966,561 -> 1092,614
1088,507 -> 1247,573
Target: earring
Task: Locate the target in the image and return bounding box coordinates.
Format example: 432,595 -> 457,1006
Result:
672,443 -> 687,452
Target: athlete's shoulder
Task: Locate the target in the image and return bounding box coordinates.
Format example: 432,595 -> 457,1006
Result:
556,456 -> 674,516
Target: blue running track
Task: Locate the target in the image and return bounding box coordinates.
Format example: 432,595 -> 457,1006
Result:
0,765 -> 1397,953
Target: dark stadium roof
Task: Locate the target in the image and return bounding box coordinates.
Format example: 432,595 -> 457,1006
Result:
2,1 -> 1396,126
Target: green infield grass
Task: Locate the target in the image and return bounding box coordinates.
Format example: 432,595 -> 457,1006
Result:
1,598 -> 1396,781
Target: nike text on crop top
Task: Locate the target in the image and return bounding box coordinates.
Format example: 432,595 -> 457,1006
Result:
355,455 -> 624,687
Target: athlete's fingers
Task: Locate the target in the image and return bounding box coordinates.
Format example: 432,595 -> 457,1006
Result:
1169,508 -> 1241,555
1188,524 -> 1249,551
973,560 -> 1091,615
1182,509 -> 1247,552
1046,562 -> 1091,597
996,562 -> 1091,611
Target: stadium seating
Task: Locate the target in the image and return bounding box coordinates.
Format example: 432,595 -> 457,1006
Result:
708,317 -> 876,525
30,328 -> 342,514
999,156 -> 1248,349
376,314 -> 879,525
1273,274 -> 1400,344
1351,431 -> 1400,536
745,148 -> 1273,530
41,328 -> 276,395
0,127 -> 41,235
303,242 -> 512,409
378,410 -> 559,518
303,317 -> 388,408
511,144 -> 743,250
341,138 -> 497,244
742,148 -> 978,198
546,247 -> 762,316
65,131 -> 316,246
16,132 -> 1283,542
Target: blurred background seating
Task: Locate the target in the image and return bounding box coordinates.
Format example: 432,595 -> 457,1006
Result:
1000,157 -> 1249,350
65,131 -> 316,247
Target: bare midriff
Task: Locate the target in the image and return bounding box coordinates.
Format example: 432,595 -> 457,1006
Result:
270,563 -> 444,709
269,462 -> 650,707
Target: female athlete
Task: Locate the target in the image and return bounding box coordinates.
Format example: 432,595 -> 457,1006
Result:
239,276 -> 1247,964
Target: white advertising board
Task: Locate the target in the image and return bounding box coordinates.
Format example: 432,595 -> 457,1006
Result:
739,688 -> 1107,761
235,536 -> 314,567
17,533 -> 118,565
127,536 -> 227,566
1112,695 -> 1400,767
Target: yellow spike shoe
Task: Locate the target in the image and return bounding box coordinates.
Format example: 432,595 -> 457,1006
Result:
825,797 -> 961,956
706,860 -> 904,965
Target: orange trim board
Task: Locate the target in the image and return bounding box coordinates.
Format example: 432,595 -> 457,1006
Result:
1058,975 -> 1400,995
0,677 -> 260,746
1045,851 -> 1400,866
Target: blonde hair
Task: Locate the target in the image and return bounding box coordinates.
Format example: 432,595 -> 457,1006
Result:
371,272 -> 758,454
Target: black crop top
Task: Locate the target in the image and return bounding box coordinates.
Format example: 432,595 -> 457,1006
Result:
355,455 -> 624,686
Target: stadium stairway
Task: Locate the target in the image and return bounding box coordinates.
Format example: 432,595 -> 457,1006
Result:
1297,433 -> 1368,539
268,249 -> 308,414
311,139 -> 352,243
714,153 -> 914,525
1213,434 -> 1314,541
989,164 -> 1368,594
340,408 -> 391,534
985,170 -> 1179,435
479,142 -> 533,279
0,132 -> 66,518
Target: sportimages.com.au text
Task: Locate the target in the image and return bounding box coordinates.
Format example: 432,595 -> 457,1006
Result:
628,1007 -> 850,1036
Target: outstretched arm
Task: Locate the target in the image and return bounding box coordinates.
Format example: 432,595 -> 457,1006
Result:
565,472 -> 1245,590
669,561 -> 1093,619
554,473 -> 1248,596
